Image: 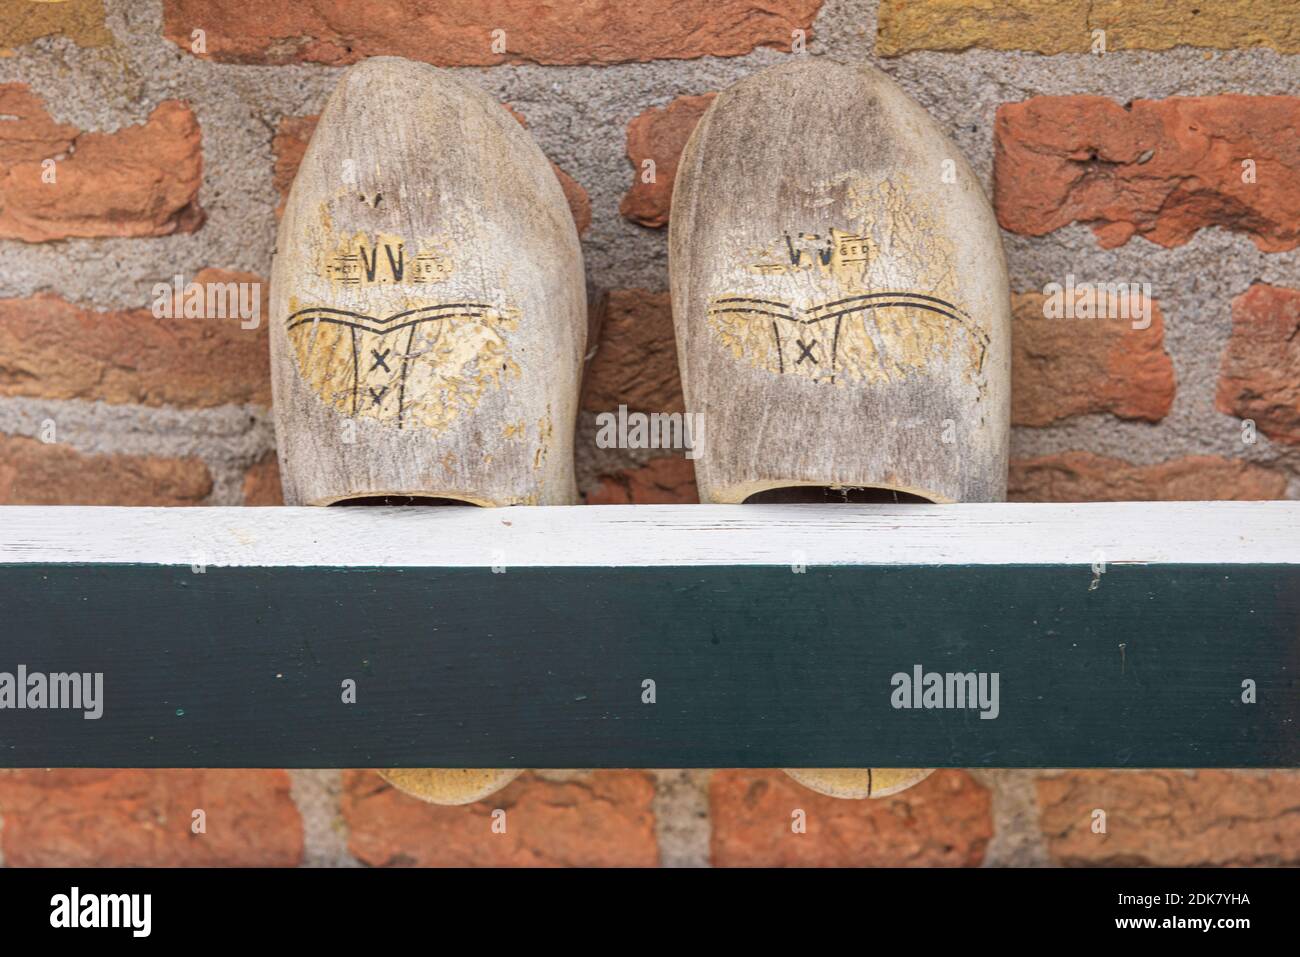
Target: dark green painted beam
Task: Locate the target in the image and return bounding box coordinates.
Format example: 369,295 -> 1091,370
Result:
0,504 -> 1296,768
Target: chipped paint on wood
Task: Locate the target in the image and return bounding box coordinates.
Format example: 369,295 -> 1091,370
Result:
285,292 -> 521,432
707,290 -> 988,388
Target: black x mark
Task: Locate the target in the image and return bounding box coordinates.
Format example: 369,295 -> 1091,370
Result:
370,348 -> 391,372
795,339 -> 818,365
369,386 -> 389,406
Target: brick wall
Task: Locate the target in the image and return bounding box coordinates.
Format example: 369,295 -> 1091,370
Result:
0,0 -> 1296,866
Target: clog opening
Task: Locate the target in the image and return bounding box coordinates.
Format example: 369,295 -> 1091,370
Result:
741,486 -> 935,505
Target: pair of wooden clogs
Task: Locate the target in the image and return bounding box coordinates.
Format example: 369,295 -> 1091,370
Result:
271,57 -> 1010,804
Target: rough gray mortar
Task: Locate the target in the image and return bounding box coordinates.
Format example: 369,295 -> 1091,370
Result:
0,0 -> 1296,865
651,770 -> 712,867
0,397 -> 274,505
287,770 -> 361,867
971,770 -> 1052,867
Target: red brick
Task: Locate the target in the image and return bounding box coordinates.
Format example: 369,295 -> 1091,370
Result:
876,0 -> 1300,57
554,166 -> 592,236
0,434 -> 212,505
0,0 -> 113,50
582,289 -> 683,414
585,457 -> 699,505
994,95 -> 1300,251
164,1 -> 821,66
1216,283 -> 1300,445
1012,291 -> 1174,425
242,452 -> 284,505
1038,770 -> 1300,866
273,113 -> 589,234
271,114 -> 317,218
710,769 -> 992,866
620,93 -> 715,228
0,269 -> 270,408
0,84 -> 203,242
1009,452 -> 1287,502
342,770 -> 658,866
0,769 -> 302,866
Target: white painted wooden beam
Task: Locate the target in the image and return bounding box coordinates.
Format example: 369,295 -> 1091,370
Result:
2,501 -> 1298,568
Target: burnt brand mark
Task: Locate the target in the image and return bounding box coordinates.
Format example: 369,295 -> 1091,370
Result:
285,302 -> 520,432
707,292 -> 988,386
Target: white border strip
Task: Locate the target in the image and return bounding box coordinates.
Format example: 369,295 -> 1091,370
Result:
1,502 -> 1298,567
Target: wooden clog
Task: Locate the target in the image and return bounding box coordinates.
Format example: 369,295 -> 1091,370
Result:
669,59 -> 1010,798
271,57 -> 586,804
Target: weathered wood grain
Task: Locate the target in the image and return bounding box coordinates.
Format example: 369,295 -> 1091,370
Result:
270,57 -> 585,508
270,57 -> 585,802
670,58 -> 1012,797
669,58 -> 1011,507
